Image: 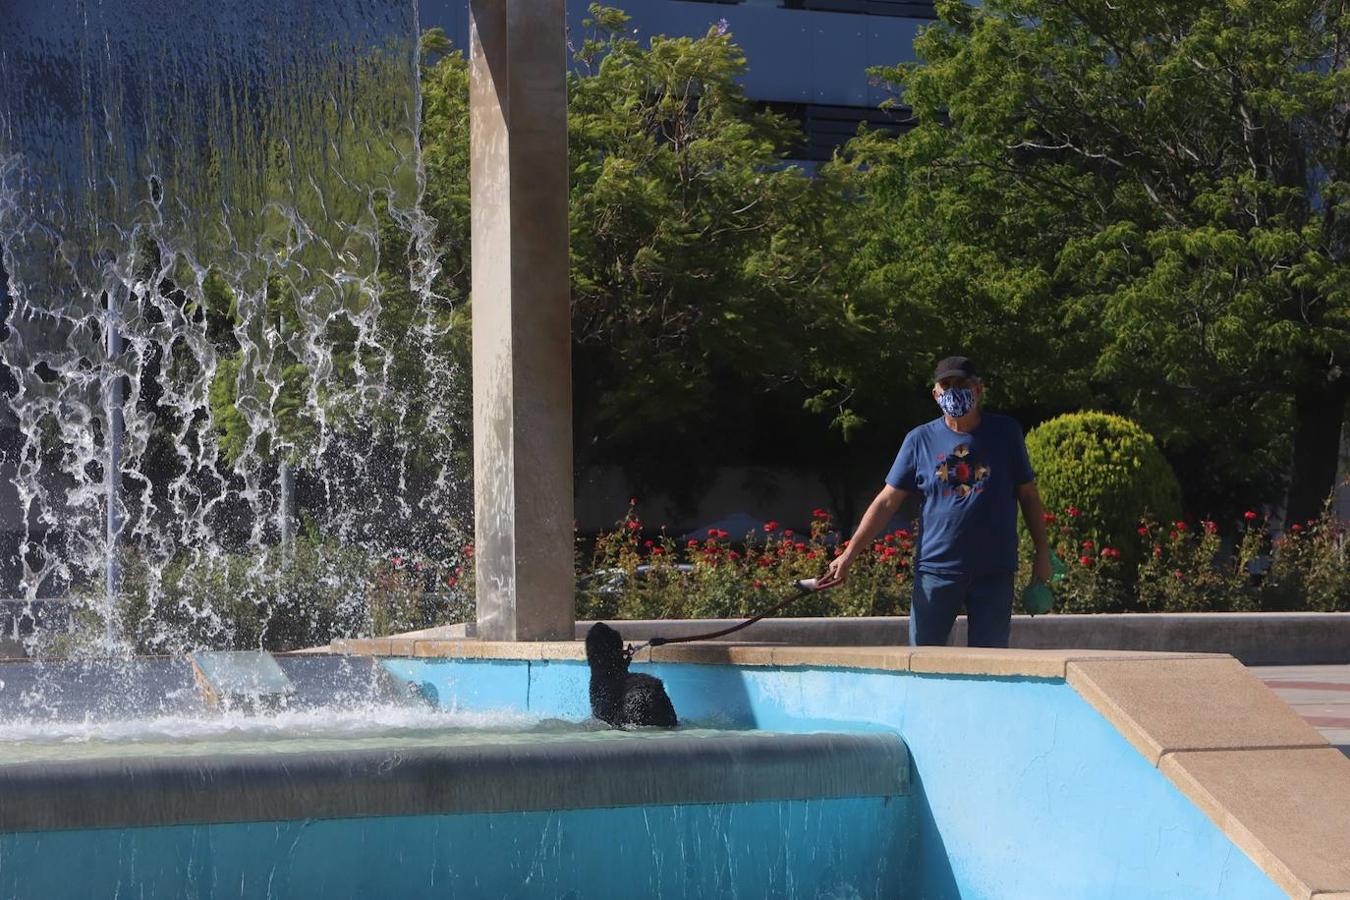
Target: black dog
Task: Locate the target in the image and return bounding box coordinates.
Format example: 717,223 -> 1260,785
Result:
584,622 -> 678,729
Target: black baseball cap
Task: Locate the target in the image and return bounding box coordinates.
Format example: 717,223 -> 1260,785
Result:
933,355 -> 979,382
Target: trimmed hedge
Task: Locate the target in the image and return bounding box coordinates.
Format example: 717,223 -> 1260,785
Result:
1025,412 -> 1181,568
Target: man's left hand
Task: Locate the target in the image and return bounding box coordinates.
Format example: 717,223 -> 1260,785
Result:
1033,550 -> 1053,584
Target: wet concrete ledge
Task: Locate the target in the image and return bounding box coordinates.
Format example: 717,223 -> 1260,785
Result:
0,730 -> 907,834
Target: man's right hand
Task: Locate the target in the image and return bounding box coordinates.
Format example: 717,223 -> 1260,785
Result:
818,554 -> 853,589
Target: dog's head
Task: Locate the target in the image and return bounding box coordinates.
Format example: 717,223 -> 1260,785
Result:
585,622 -> 628,672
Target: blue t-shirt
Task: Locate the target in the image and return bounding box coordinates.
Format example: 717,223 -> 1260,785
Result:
885,414 -> 1035,575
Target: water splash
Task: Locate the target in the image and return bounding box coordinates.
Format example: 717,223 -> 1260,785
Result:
0,1 -> 468,657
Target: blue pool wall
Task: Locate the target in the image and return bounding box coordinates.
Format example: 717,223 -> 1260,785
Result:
1,797 -> 904,899
382,657 -> 1287,900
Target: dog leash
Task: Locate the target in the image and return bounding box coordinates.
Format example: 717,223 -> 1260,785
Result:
623,578 -> 833,662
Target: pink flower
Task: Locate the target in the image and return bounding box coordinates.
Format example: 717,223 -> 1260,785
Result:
764,521 -> 779,532
1102,547 -> 1121,560
1137,526 -> 1149,536
1067,506 -> 1081,518
1081,540 -> 1094,550
783,529 -> 795,538
1202,520 -> 1217,535
626,520 -> 641,531
687,539 -> 699,548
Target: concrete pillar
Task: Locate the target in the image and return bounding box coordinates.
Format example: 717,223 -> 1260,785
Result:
468,0 -> 575,641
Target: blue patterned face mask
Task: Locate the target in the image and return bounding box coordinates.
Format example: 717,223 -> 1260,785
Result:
937,386 -> 976,418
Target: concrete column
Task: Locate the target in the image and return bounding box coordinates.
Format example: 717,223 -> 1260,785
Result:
468,0 -> 574,641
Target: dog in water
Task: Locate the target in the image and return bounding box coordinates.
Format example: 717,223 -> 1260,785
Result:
584,622 -> 678,729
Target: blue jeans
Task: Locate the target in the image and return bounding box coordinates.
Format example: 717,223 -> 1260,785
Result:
910,571 -> 1015,648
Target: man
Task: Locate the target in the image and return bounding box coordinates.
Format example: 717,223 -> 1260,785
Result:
820,356 -> 1051,647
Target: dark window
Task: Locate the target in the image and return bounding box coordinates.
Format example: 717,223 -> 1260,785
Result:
671,0 -> 938,17
766,102 -> 915,161
784,0 -> 937,17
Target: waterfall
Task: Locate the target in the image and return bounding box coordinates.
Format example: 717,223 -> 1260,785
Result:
0,0 -> 469,655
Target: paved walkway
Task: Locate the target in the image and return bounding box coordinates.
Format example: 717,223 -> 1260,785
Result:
1253,665 -> 1350,756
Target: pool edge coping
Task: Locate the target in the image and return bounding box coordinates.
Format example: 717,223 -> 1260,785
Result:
336,638 -> 1350,899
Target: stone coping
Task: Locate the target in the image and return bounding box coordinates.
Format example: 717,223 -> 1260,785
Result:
0,730 -> 907,833
333,637 -> 1350,899
395,612 -> 1350,666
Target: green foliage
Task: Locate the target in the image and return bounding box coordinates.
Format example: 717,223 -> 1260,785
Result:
566,6 -> 865,486
1134,517 -> 1263,613
1025,412 -> 1181,568
45,536 -> 473,658
851,0 -> 1350,519
577,502 -> 911,621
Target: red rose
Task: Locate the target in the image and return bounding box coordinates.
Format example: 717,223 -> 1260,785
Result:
1043,513 -> 1057,524
1137,526 -> 1148,536
1292,523 -> 1303,532
1079,555 -> 1093,567
1243,510 -> 1258,521
1081,540 -> 1094,550
1203,521 -> 1217,534
764,521 -> 779,532
652,547 -> 664,556
1067,506 -> 1081,517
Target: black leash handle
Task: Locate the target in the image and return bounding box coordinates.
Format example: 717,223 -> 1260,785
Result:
624,579 -> 830,661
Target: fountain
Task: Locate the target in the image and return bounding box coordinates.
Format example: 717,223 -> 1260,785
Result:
0,1 -> 1343,897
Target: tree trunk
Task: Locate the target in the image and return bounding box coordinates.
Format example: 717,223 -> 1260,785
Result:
1285,377 -> 1350,526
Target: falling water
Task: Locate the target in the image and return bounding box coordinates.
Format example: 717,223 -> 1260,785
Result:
0,0 -> 469,658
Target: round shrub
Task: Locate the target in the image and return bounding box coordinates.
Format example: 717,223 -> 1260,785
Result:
1024,412 -> 1181,570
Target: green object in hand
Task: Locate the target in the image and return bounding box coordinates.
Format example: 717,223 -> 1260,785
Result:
1021,580 -> 1054,616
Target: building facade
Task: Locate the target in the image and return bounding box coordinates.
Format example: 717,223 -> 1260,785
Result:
420,0 -> 933,160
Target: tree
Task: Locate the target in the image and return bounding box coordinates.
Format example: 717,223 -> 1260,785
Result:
563,6 -> 863,499
855,0 -> 1350,521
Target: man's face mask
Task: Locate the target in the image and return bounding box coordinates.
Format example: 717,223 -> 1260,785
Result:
936,386 -> 976,418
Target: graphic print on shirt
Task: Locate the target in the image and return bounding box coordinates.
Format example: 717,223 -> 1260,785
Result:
934,443 -> 990,499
